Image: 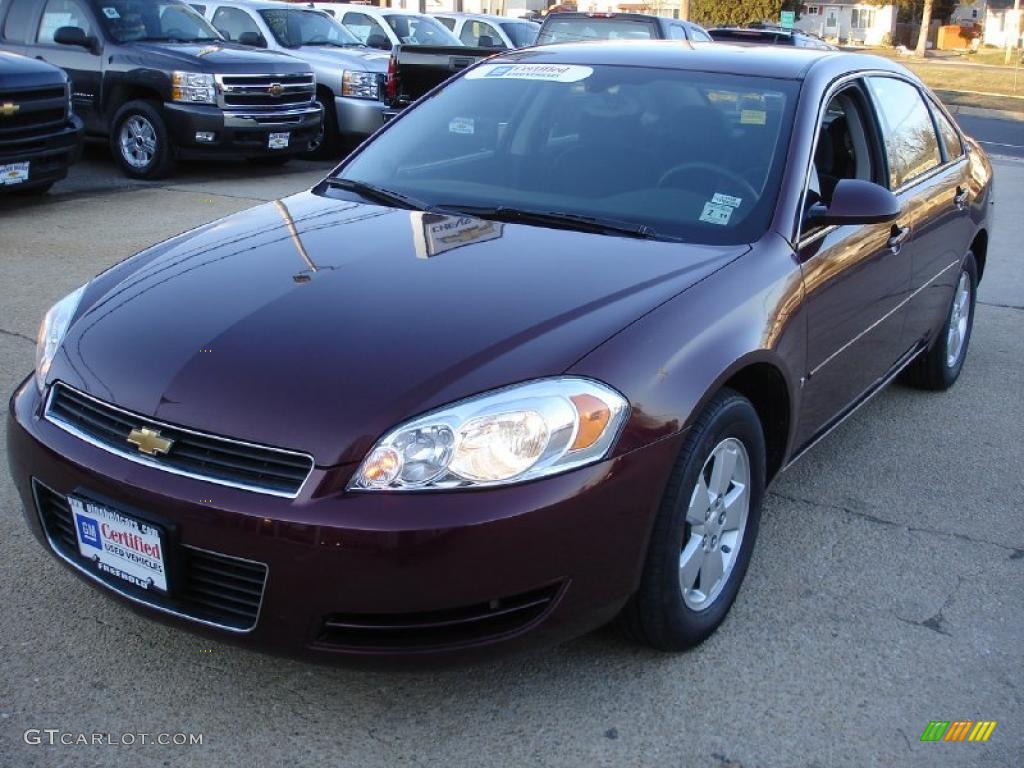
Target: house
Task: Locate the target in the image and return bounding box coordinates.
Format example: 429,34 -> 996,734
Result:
953,1 -> 1022,47
794,2 -> 897,45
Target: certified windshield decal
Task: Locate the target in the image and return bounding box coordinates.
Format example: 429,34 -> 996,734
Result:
102,7 -> 120,18
466,63 -> 593,82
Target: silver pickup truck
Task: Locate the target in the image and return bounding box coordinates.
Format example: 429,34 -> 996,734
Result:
195,0 -> 388,156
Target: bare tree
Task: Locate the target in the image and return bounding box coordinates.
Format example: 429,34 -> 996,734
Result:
915,0 -> 933,56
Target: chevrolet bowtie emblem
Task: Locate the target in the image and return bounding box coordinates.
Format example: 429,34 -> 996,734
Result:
268,83 -> 284,97
127,427 -> 174,456
0,102 -> 20,117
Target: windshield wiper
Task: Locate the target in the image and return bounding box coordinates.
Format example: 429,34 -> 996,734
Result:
323,178 -> 430,211
434,205 -> 663,240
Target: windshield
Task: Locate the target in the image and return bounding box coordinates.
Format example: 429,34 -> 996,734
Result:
92,0 -> 221,43
259,9 -> 360,48
384,14 -> 461,46
500,21 -> 539,47
536,18 -> 658,44
335,63 -> 798,245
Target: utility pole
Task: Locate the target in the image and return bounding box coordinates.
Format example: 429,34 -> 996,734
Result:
679,0 -> 689,21
1005,0 -> 1021,66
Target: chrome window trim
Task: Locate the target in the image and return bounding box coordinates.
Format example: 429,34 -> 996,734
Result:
44,382 -> 314,499
31,478 -> 267,634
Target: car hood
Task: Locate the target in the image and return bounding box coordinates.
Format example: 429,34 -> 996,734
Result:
54,192 -> 745,467
287,45 -> 389,72
116,42 -> 309,73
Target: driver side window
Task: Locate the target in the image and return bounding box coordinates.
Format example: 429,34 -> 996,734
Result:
212,7 -> 259,43
37,0 -> 92,44
807,87 -> 876,213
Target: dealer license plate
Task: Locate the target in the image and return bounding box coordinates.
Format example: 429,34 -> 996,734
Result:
0,161 -> 29,186
268,132 -> 290,150
69,496 -> 168,593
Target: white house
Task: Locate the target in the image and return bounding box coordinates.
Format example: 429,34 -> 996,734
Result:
953,1 -> 1022,47
795,3 -> 897,45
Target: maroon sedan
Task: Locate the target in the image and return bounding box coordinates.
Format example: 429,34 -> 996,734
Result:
7,43 -> 992,664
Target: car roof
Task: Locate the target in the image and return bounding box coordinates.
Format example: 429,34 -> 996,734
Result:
496,41 -> 903,80
434,12 -> 534,23
542,12 -> 664,21
300,3 -> 426,16
209,0 -> 329,10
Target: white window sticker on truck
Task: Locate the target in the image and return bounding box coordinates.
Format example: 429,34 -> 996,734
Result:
102,7 -> 120,18
466,64 -> 593,83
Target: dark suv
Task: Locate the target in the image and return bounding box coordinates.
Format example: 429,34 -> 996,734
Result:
536,12 -> 712,44
0,50 -> 82,194
0,0 -> 322,178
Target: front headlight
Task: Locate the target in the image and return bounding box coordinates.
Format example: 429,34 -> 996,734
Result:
351,378 -> 629,491
171,71 -> 216,104
341,70 -> 379,100
36,285 -> 86,392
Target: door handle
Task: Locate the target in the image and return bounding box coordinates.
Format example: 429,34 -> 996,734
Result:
954,186 -> 969,210
887,224 -> 910,254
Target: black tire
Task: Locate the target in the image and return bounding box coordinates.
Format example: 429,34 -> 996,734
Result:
904,251 -> 978,391
109,100 -> 176,180
299,94 -> 340,160
619,388 -> 766,651
248,155 -> 293,167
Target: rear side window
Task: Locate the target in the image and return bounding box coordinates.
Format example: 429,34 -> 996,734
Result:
460,19 -> 503,48
436,16 -> 455,31
2,0 -> 37,42
211,6 -> 260,42
867,77 -> 942,188
37,0 -> 93,44
930,102 -> 963,162
342,12 -> 388,45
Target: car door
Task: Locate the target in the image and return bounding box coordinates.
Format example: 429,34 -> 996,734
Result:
31,0 -> 102,130
794,81 -> 913,447
864,76 -> 973,352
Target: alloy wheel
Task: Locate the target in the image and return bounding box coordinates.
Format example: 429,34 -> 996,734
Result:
119,115 -> 158,170
946,271 -> 971,368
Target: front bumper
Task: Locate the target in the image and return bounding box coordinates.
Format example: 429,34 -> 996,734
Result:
0,115 -> 83,192
162,103 -> 323,159
7,378 -> 681,666
334,96 -> 385,141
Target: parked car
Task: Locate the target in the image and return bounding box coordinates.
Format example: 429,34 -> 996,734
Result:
434,12 -> 539,49
198,0 -> 387,156
536,12 -> 712,44
0,0 -> 321,178
8,42 -> 991,664
0,50 -> 82,195
708,26 -> 838,49
301,3 -> 464,50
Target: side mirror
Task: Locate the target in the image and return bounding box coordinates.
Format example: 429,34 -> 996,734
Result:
54,26 -> 95,50
806,178 -> 901,226
366,33 -> 391,50
237,31 -> 267,48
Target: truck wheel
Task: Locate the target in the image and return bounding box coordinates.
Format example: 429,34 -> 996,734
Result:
300,94 -> 340,160
110,100 -> 176,180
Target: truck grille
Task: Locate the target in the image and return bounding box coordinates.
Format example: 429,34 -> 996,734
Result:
0,84 -> 69,142
33,480 -> 268,631
45,383 -> 314,498
217,73 -> 316,112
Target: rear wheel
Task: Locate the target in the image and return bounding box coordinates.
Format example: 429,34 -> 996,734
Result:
904,251 -> 977,391
619,389 -> 766,651
110,100 -> 176,180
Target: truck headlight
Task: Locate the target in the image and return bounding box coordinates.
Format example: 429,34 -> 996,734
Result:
36,285 -> 86,392
350,378 -> 629,491
172,71 -> 216,104
341,70 -> 379,100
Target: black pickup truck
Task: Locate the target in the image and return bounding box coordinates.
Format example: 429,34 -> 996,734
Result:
0,0 -> 321,178
0,50 -> 82,195
384,44 -> 495,116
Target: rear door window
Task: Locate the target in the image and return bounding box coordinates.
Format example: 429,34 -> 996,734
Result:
342,11 -> 388,45
929,101 -> 964,162
866,77 -> 942,188
211,6 -> 260,43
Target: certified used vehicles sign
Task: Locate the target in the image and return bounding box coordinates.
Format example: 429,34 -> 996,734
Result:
70,497 -> 168,592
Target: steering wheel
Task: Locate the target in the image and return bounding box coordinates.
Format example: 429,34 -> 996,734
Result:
658,162 -> 759,203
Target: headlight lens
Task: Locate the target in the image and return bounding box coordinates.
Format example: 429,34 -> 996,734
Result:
35,285 -> 86,392
171,71 -> 216,104
341,70 -> 379,100
351,378 -> 628,491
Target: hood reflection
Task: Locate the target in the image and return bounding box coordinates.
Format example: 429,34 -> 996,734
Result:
411,212 -> 505,259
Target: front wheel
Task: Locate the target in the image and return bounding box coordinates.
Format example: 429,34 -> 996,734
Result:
619,389 -> 766,651
904,251 -> 978,391
110,100 -> 176,180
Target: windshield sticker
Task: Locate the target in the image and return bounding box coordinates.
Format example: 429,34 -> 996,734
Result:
740,109 -> 767,125
466,64 -> 593,83
711,192 -> 742,208
699,202 -> 734,227
102,7 -> 120,18
449,117 -> 474,135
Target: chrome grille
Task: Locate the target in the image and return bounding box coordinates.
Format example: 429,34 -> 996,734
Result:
45,383 -> 314,498
217,73 -> 316,116
0,84 -> 69,142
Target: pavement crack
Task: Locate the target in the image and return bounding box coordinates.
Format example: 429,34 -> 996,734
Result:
0,326 -> 34,344
895,575 -> 963,637
978,300 -> 1024,311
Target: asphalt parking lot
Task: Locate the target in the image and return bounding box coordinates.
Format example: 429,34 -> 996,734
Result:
0,147 -> 1021,768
